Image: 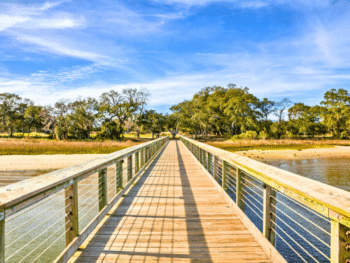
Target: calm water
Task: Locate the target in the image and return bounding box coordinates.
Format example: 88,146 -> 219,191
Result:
264,157 -> 350,191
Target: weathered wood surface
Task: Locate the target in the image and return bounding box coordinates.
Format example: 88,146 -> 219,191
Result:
69,141 -> 273,263
180,136 -> 350,227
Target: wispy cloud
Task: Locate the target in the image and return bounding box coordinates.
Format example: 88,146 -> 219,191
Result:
152,0 -> 328,9
0,15 -> 29,31
0,0 -> 349,110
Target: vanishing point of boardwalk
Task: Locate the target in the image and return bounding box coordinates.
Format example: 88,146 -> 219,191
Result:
69,141 -> 272,262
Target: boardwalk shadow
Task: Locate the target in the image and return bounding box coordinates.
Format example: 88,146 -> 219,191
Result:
175,140 -> 213,262
73,140 -> 213,262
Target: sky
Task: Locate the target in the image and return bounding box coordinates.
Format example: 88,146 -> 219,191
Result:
0,0 -> 350,112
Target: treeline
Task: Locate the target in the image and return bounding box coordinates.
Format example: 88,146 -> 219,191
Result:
0,89 -> 176,140
1,85 -> 349,140
171,84 -> 350,139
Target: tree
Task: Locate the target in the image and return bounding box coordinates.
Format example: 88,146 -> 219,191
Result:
222,85 -> 261,135
98,89 -> 140,138
134,89 -> 150,138
165,114 -> 179,139
68,98 -> 97,139
288,103 -> 326,137
0,93 -> 28,136
273,98 -> 291,138
320,88 -> 350,138
53,100 -> 71,140
257,98 -> 275,135
24,105 -> 44,133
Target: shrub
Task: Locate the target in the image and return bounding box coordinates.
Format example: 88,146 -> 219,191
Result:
258,131 -> 268,139
224,132 -> 232,140
231,130 -> 258,140
340,131 -> 349,139
97,121 -> 123,140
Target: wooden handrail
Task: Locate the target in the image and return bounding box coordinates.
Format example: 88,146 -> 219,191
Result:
0,137 -> 168,217
180,136 -> 350,225
180,135 -> 350,262
0,136 -> 169,263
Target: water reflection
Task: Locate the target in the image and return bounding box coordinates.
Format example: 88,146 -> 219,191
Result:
265,157 -> 350,191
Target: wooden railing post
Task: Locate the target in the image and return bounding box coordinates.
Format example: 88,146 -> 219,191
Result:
0,210 -> 5,263
263,185 -> 276,246
116,160 -> 123,191
65,183 -> 78,246
135,152 -> 140,174
222,161 -> 228,191
207,152 -> 211,173
331,220 -> 350,263
127,155 -> 133,181
98,168 -> 107,211
236,169 -> 244,209
213,155 -> 218,179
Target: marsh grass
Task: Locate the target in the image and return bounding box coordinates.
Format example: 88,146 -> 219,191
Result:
0,139 -> 140,155
206,139 -> 350,152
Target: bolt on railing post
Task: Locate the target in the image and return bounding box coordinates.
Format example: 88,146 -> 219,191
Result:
222,160 -> 228,191
65,183 -> 78,246
116,160 -> 123,191
127,155 -> 133,181
135,152 -> 140,174
98,168 -> 107,211
236,169 -> 244,209
331,220 -> 350,262
213,155 -> 218,180
0,210 -> 5,263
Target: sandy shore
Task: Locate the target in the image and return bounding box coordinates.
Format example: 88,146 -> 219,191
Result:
235,146 -> 350,160
0,154 -> 106,171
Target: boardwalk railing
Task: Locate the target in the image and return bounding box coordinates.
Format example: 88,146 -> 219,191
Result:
180,136 -> 350,263
0,136 -> 169,263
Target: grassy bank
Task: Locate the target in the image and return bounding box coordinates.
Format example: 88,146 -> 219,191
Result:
0,139 -> 141,155
205,139 -> 350,152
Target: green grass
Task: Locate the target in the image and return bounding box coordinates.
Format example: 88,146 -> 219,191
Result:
0,139 -> 140,155
0,132 -> 51,139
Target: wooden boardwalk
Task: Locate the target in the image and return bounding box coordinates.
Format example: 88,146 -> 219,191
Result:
70,141 -> 273,263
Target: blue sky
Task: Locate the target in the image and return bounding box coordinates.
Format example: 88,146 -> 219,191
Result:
0,0 -> 350,112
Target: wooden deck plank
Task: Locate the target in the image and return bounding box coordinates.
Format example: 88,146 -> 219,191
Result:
69,141 -> 273,263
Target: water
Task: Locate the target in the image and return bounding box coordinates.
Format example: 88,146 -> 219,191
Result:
264,157 -> 350,191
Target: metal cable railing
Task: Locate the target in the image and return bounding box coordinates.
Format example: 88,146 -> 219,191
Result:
180,135 -> 350,263
0,136 -> 169,263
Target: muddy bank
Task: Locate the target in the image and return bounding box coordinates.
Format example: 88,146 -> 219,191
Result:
0,154 -> 106,171
235,146 -> 350,161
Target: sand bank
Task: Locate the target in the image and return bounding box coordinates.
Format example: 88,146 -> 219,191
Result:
0,154 -> 106,171
235,146 -> 350,161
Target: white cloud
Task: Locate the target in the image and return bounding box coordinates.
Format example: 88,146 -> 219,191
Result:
14,34 -> 112,65
0,1 -> 84,32
152,0 -> 328,9
0,15 -> 30,31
